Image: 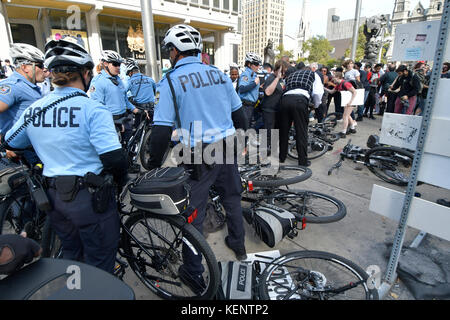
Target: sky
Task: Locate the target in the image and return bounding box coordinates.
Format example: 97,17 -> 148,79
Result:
284,0 -> 431,37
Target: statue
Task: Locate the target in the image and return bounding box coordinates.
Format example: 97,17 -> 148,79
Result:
363,15 -> 388,64
264,39 -> 275,66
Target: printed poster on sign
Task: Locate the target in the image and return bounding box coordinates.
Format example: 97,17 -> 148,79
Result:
379,113 -> 422,150
245,250 -> 301,300
51,29 -> 89,51
391,20 -> 440,61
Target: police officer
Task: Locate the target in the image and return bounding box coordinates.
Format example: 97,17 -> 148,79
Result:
125,59 -> 156,110
3,38 -> 128,274
238,52 -> 262,128
0,43 -> 45,164
147,24 -> 248,294
89,50 -> 138,144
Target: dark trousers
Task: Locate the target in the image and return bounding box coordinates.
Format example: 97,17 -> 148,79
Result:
263,110 -> 279,147
279,94 -> 310,166
243,104 -> 255,129
385,91 -> 397,113
182,162 -> 245,275
46,187 -> 120,274
364,87 -> 377,116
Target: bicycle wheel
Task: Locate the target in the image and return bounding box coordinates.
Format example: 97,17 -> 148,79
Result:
258,250 -> 378,300
322,112 -> 341,128
288,138 -> 329,161
139,129 -> 152,171
122,210 -> 220,300
240,165 -> 312,188
0,195 -> 23,235
268,189 -> 346,224
364,146 -> 414,186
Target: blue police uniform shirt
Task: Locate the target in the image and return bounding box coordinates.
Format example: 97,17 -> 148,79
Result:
0,71 -> 42,135
127,72 -> 156,104
238,66 -> 259,103
153,56 -> 242,146
88,70 -> 135,115
5,86 -> 121,178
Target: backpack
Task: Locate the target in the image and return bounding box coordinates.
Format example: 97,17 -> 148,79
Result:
348,79 -> 364,89
244,204 -> 297,248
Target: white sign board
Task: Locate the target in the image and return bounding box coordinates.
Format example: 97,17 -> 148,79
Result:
379,113 -> 422,150
341,89 -> 365,106
392,20 -> 441,61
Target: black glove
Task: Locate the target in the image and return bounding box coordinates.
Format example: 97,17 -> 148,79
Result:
0,234 -> 42,275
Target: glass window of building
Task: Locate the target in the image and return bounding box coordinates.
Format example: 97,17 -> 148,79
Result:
10,23 -> 37,47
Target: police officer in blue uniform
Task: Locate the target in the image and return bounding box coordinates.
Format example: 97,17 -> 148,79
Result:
89,50 -> 138,143
0,43 -> 45,164
125,59 -> 156,107
146,24 -> 248,294
3,38 -> 128,274
238,52 -> 262,128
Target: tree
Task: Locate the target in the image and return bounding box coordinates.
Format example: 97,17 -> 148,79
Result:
302,36 -> 333,65
344,25 -> 365,61
275,44 -> 293,60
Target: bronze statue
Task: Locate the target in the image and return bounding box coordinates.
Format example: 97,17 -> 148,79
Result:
264,39 -> 275,66
363,15 -> 388,64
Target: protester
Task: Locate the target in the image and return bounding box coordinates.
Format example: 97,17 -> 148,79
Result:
390,65 -> 421,115
229,63 -> 240,91
441,62 -> 450,78
355,62 -> 369,121
364,63 -> 382,119
379,63 -> 398,114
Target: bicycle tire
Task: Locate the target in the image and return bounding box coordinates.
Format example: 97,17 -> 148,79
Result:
268,189 -> 346,224
0,196 -> 22,235
258,250 -> 379,300
139,129 -> 152,171
240,165 -> 312,188
122,210 -> 220,300
40,216 -> 62,258
288,138 -> 329,161
364,146 -> 414,186
322,112 -> 341,128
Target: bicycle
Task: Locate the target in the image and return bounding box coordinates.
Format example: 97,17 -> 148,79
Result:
287,129 -> 334,161
255,250 -> 379,300
0,155 -> 61,258
113,103 -> 154,172
328,136 -> 415,186
112,168 -> 220,300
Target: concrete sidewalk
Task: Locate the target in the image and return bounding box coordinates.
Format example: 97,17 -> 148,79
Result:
125,113 -> 450,300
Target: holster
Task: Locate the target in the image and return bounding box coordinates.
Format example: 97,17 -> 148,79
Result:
54,176 -> 80,202
85,172 -> 114,214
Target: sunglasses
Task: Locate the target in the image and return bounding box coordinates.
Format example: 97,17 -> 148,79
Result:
33,63 -> 45,69
110,61 -> 121,67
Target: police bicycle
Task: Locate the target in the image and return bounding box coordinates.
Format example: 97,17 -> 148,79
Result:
0,153 -> 61,258
113,167 -> 220,300
114,103 -> 154,172
327,135 -> 416,186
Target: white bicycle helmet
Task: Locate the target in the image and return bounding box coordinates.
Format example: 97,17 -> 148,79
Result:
44,38 -> 94,70
124,58 -> 139,75
245,52 -> 262,66
101,50 -> 123,64
9,43 -> 44,65
162,24 -> 203,53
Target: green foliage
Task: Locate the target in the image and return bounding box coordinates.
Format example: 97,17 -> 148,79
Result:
276,44 -> 294,60
302,36 -> 333,65
344,25 -> 365,61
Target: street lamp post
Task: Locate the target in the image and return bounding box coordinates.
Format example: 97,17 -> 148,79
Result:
140,0 -> 159,81
351,0 -> 363,60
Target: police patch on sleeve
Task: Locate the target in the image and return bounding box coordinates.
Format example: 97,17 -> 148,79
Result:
89,86 -> 95,93
242,76 -> 249,82
0,85 -> 11,95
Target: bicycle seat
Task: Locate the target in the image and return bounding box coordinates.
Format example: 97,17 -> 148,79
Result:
0,258 -> 135,300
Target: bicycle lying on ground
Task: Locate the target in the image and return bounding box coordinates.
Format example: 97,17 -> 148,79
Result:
328,135 -> 416,186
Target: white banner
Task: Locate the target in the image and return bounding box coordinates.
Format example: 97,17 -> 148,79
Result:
341,89 -> 365,106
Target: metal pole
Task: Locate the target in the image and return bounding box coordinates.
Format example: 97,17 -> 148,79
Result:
140,0 -> 159,81
351,0 -> 362,60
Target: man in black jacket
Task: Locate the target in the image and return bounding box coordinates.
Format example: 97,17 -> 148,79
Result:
391,65 -> 422,115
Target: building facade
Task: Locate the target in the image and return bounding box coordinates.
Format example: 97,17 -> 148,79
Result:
294,0 -> 311,60
0,0 -> 243,78
239,0 -> 285,66
387,0 -> 444,60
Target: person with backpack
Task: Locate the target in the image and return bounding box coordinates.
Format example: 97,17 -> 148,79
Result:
363,63 -> 382,119
390,65 -> 422,115
325,69 -> 357,138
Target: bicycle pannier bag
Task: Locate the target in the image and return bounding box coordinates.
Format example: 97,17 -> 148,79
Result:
215,261 -> 256,300
0,159 -> 25,196
129,167 -> 189,215
248,204 -> 296,248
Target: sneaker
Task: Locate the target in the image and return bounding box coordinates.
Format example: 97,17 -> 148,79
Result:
225,236 -> 247,261
347,128 -> 357,134
356,116 -> 363,122
338,132 -> 346,139
299,160 -> 311,167
178,265 -> 206,295
369,115 -> 376,120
